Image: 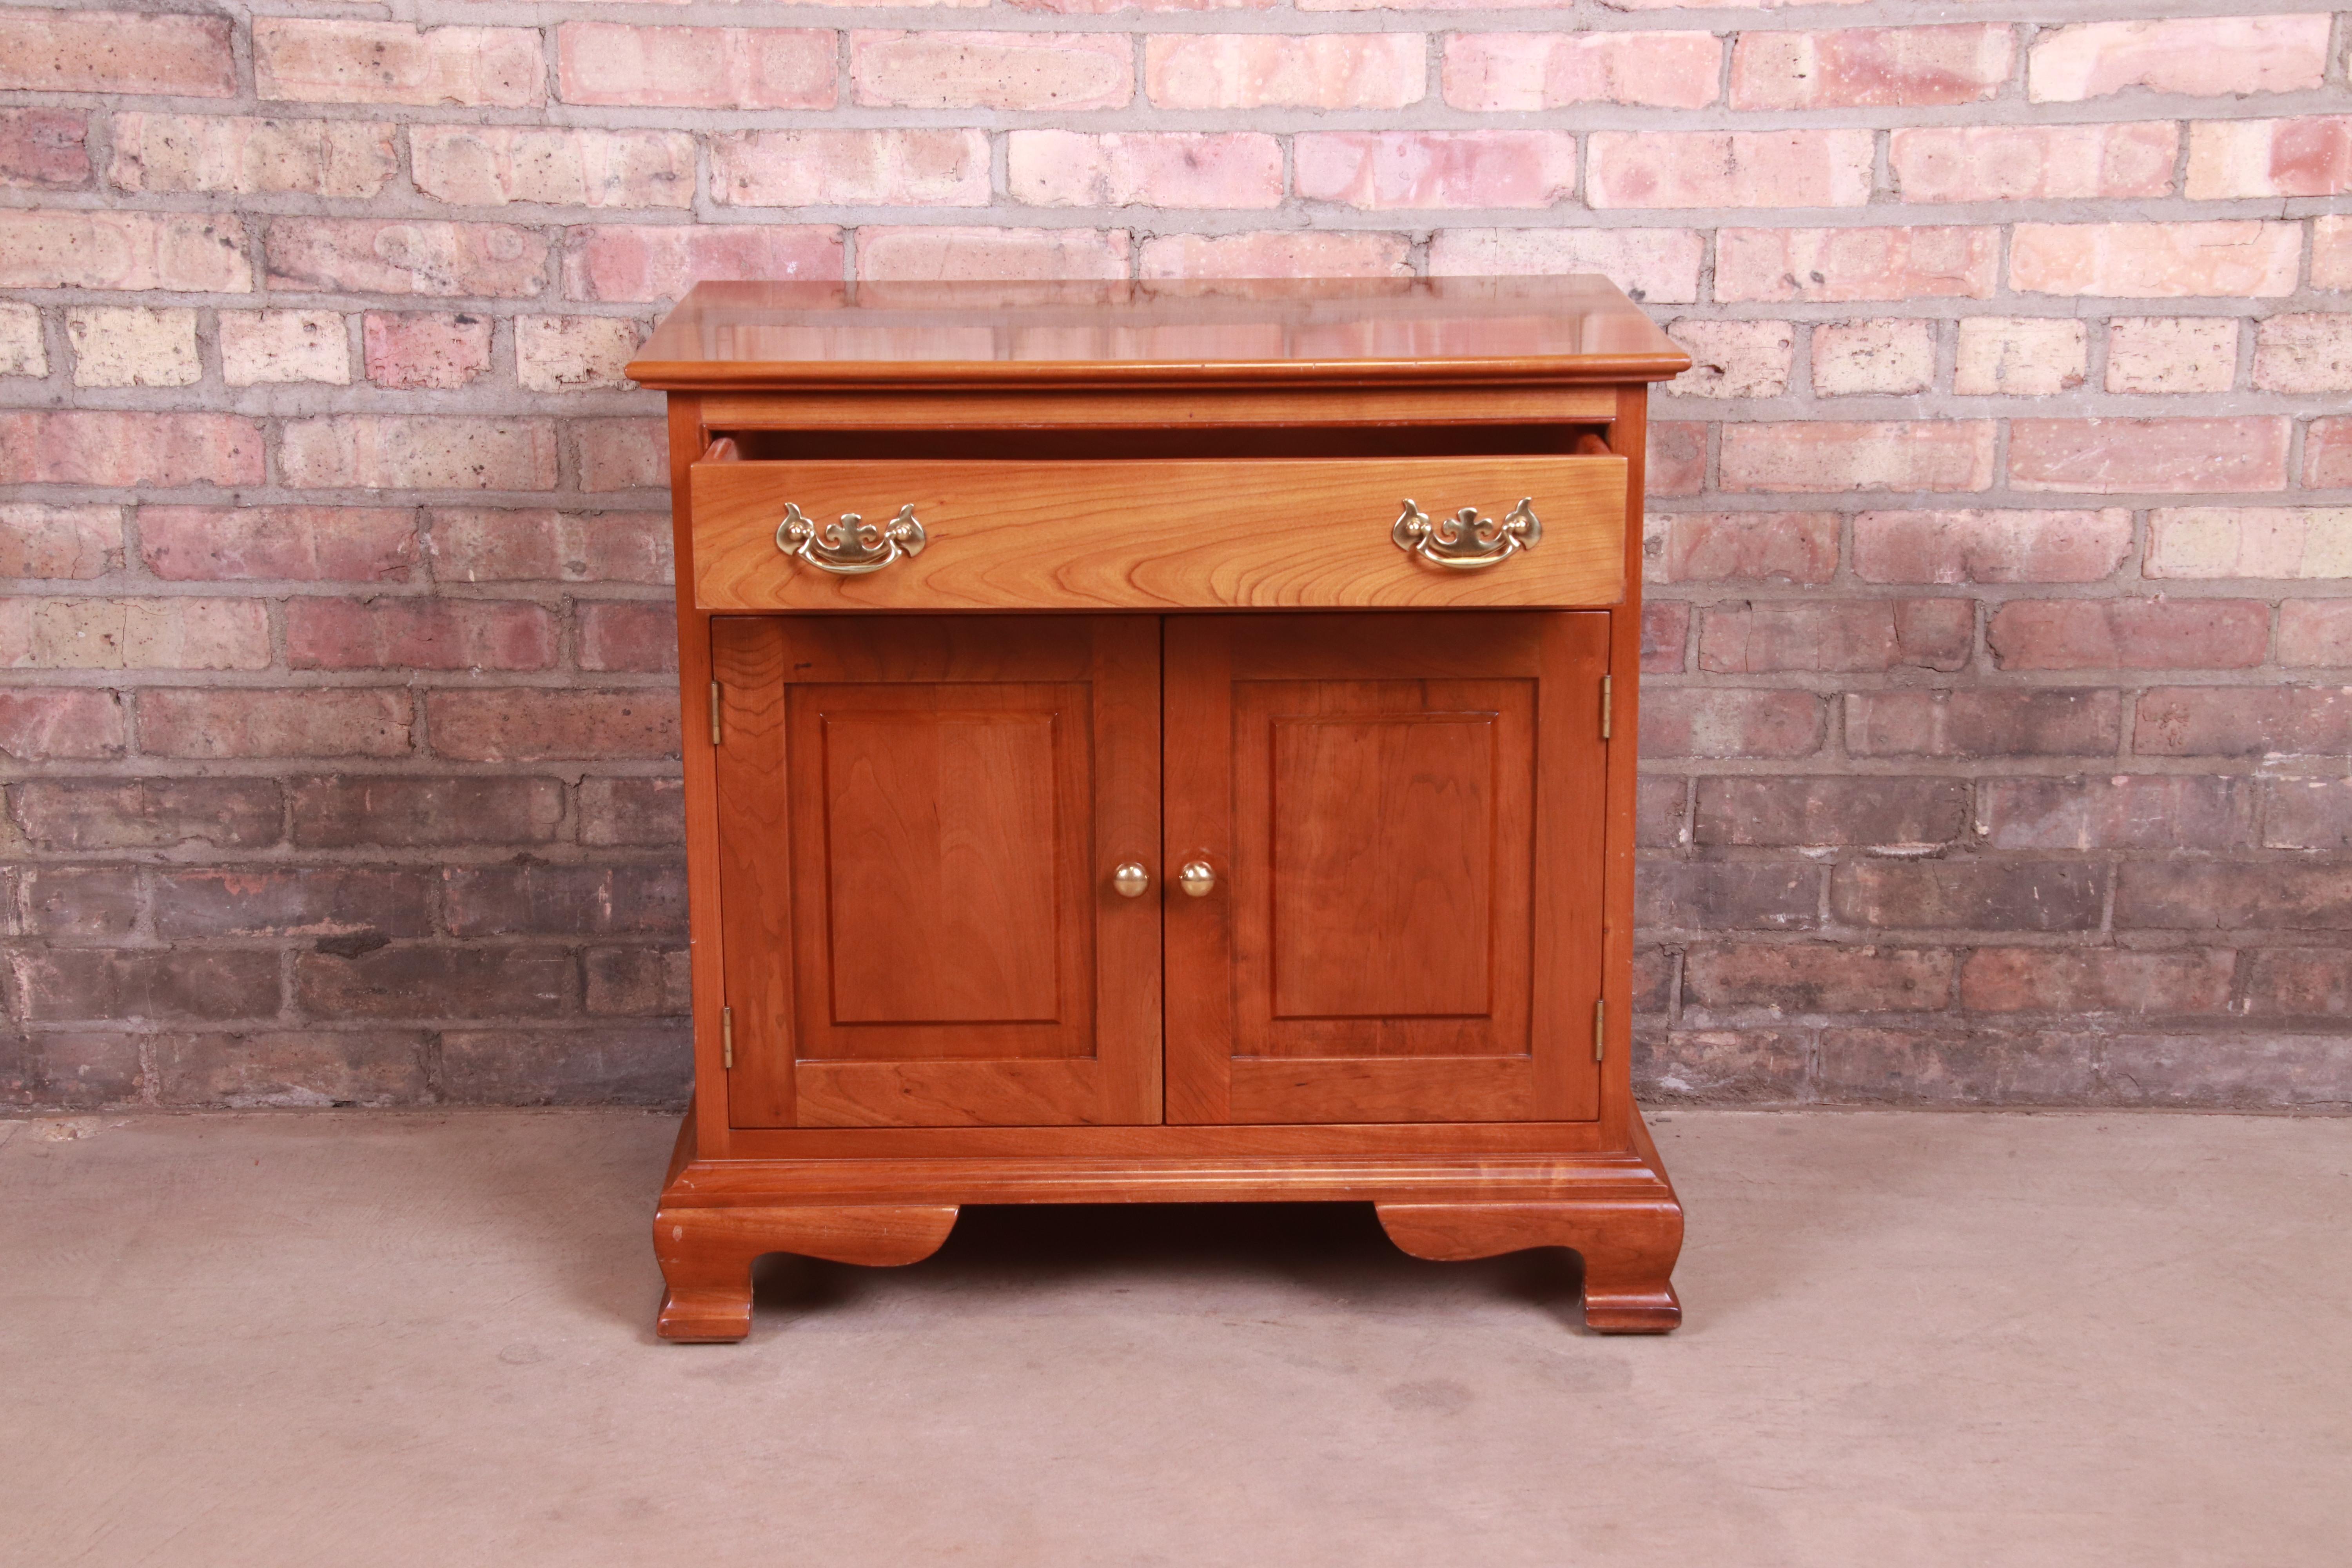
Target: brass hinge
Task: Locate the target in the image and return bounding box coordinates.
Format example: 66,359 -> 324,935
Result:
709,682 -> 723,746
721,1006 -> 734,1071
1600,674 -> 1612,741
1593,998 -> 1606,1063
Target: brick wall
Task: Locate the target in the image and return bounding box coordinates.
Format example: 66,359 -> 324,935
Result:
1,2 -> 2347,1112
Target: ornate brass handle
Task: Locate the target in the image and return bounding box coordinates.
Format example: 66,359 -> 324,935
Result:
1392,498 -> 1542,571
777,503 -> 927,575
1111,862 -> 1151,898
1177,860 -> 1216,898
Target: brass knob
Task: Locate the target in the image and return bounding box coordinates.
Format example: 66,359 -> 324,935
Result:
1177,860 -> 1216,898
1111,862 -> 1151,899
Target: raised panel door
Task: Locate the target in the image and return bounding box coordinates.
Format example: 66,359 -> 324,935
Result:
711,615 -> 1161,1127
1164,613 -> 1610,1124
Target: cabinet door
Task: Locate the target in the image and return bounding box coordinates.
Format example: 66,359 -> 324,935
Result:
712,616 -> 1160,1127
1164,614 -> 1609,1124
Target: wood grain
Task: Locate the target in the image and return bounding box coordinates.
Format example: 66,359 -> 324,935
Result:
653,1202 -> 960,1342
690,457 -> 1627,612
696,385 -> 1617,430
1376,1200 -> 1683,1333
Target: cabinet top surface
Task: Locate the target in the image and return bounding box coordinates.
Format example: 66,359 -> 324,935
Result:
627,276 -> 1688,390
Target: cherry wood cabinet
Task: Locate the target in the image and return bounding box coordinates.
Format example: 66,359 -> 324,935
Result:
630,278 -> 1690,1342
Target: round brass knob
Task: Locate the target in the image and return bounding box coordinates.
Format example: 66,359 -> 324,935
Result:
1111,862 -> 1151,898
1177,860 -> 1216,898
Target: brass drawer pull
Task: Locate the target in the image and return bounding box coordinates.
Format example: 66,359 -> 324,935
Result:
777,503 -> 927,575
1392,498 -> 1542,571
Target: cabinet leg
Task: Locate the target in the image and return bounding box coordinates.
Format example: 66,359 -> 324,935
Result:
652,1204 -> 960,1342
1374,1200 -> 1683,1334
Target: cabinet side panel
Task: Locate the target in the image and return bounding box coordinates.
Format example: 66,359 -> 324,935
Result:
712,618 -> 796,1127
669,394 -> 734,1158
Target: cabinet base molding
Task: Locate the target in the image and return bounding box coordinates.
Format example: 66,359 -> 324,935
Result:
652,1111 -> 1682,1341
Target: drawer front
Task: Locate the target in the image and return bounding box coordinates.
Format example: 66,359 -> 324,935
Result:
690,456 -> 1627,612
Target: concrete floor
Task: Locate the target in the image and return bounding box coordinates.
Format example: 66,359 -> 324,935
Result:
1,1111 -> 2346,1568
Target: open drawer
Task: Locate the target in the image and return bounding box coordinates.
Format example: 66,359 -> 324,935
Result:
688,449 -> 1629,612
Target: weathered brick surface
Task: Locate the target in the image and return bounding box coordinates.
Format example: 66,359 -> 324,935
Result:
2,0 -> 2344,1112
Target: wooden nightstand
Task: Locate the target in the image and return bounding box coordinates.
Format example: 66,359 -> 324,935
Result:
626,277 -> 1692,1341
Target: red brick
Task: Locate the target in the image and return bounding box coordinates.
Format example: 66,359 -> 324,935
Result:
1144,34 -> 1423,111
2307,419 -> 2352,489
220,309 -> 348,389
1685,944 -> 1954,1013
1443,31 -> 1719,110
439,1026 -> 688,1106
2010,418 -> 2288,495
1641,601 -> 1688,673
362,312 -> 492,391
67,304 -> 199,389
713,130 -> 990,208
411,127 -> 694,211
267,220 -> 548,299
1696,777 -> 1968,848
2107,317 -> 2238,395
445,865 -> 688,938
11,779 -> 280,851
518,317 -> 642,394
1979,775 -> 2253,850
0,210 -> 250,291
140,688 -> 412,760
1637,862 -> 1821,932
24,867 -> 138,938
579,601 -> 677,673
287,598 -> 557,672
1635,775 -> 1687,849
109,114 -> 397,199
560,23 -> 834,109
1647,423 -> 1705,495
154,1031 -> 429,1110
2028,15 -> 2330,102
562,225 -> 842,303
586,947 -> 694,1018
0,412 -> 261,488
280,417 -> 560,493
154,869 -> 433,940
858,30 -> 1132,109
1663,320 -> 1792,400
578,777 -> 686,847
2253,314 -> 2352,394
0,505 -> 118,579
290,776 -> 565,850
2279,601 -> 2352,668
2265,778 -> 2352,851
12,1033 -> 142,1109
2312,219 -> 2352,292
0,301 -> 35,376
1818,1028 -> 2094,1106
1292,131 -> 1575,211
2145,507 -> 2352,581
1991,598 -> 2268,671
1012,131 -> 1283,209
425,509 -> 671,586
2245,949 -> 2352,1017
1635,1029 -> 1811,1105
1833,860 -> 2105,931
2187,117 -> 2352,200
255,20 -> 543,108
1847,689 -> 2120,758
2135,686 -> 2352,757
1890,124 -> 2175,203
0,109 -> 87,190
1426,229 -> 1703,303
860,227 -> 1129,282
0,689 -> 124,761
1719,421 -> 1995,494
2009,221 -> 2301,299
1588,130 -> 1873,209
1645,512 -> 1836,584
140,506 -> 417,583
2101,1033 -> 2352,1111
1854,509 -> 2130,584
1138,231 -> 1412,281
428,690 -> 679,762
1700,598 -> 1971,674
0,9 -> 233,96
18,951 -> 279,1025
1953,318 -> 2089,397
1715,226 -> 1996,303
2117,863 -> 2352,931
0,595 -> 268,671
1731,25 -> 2011,109
578,419 -> 669,493
1960,949 -> 2233,1015
296,947 -> 575,1021
1641,689 -> 1825,759
1811,319 -> 1935,396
